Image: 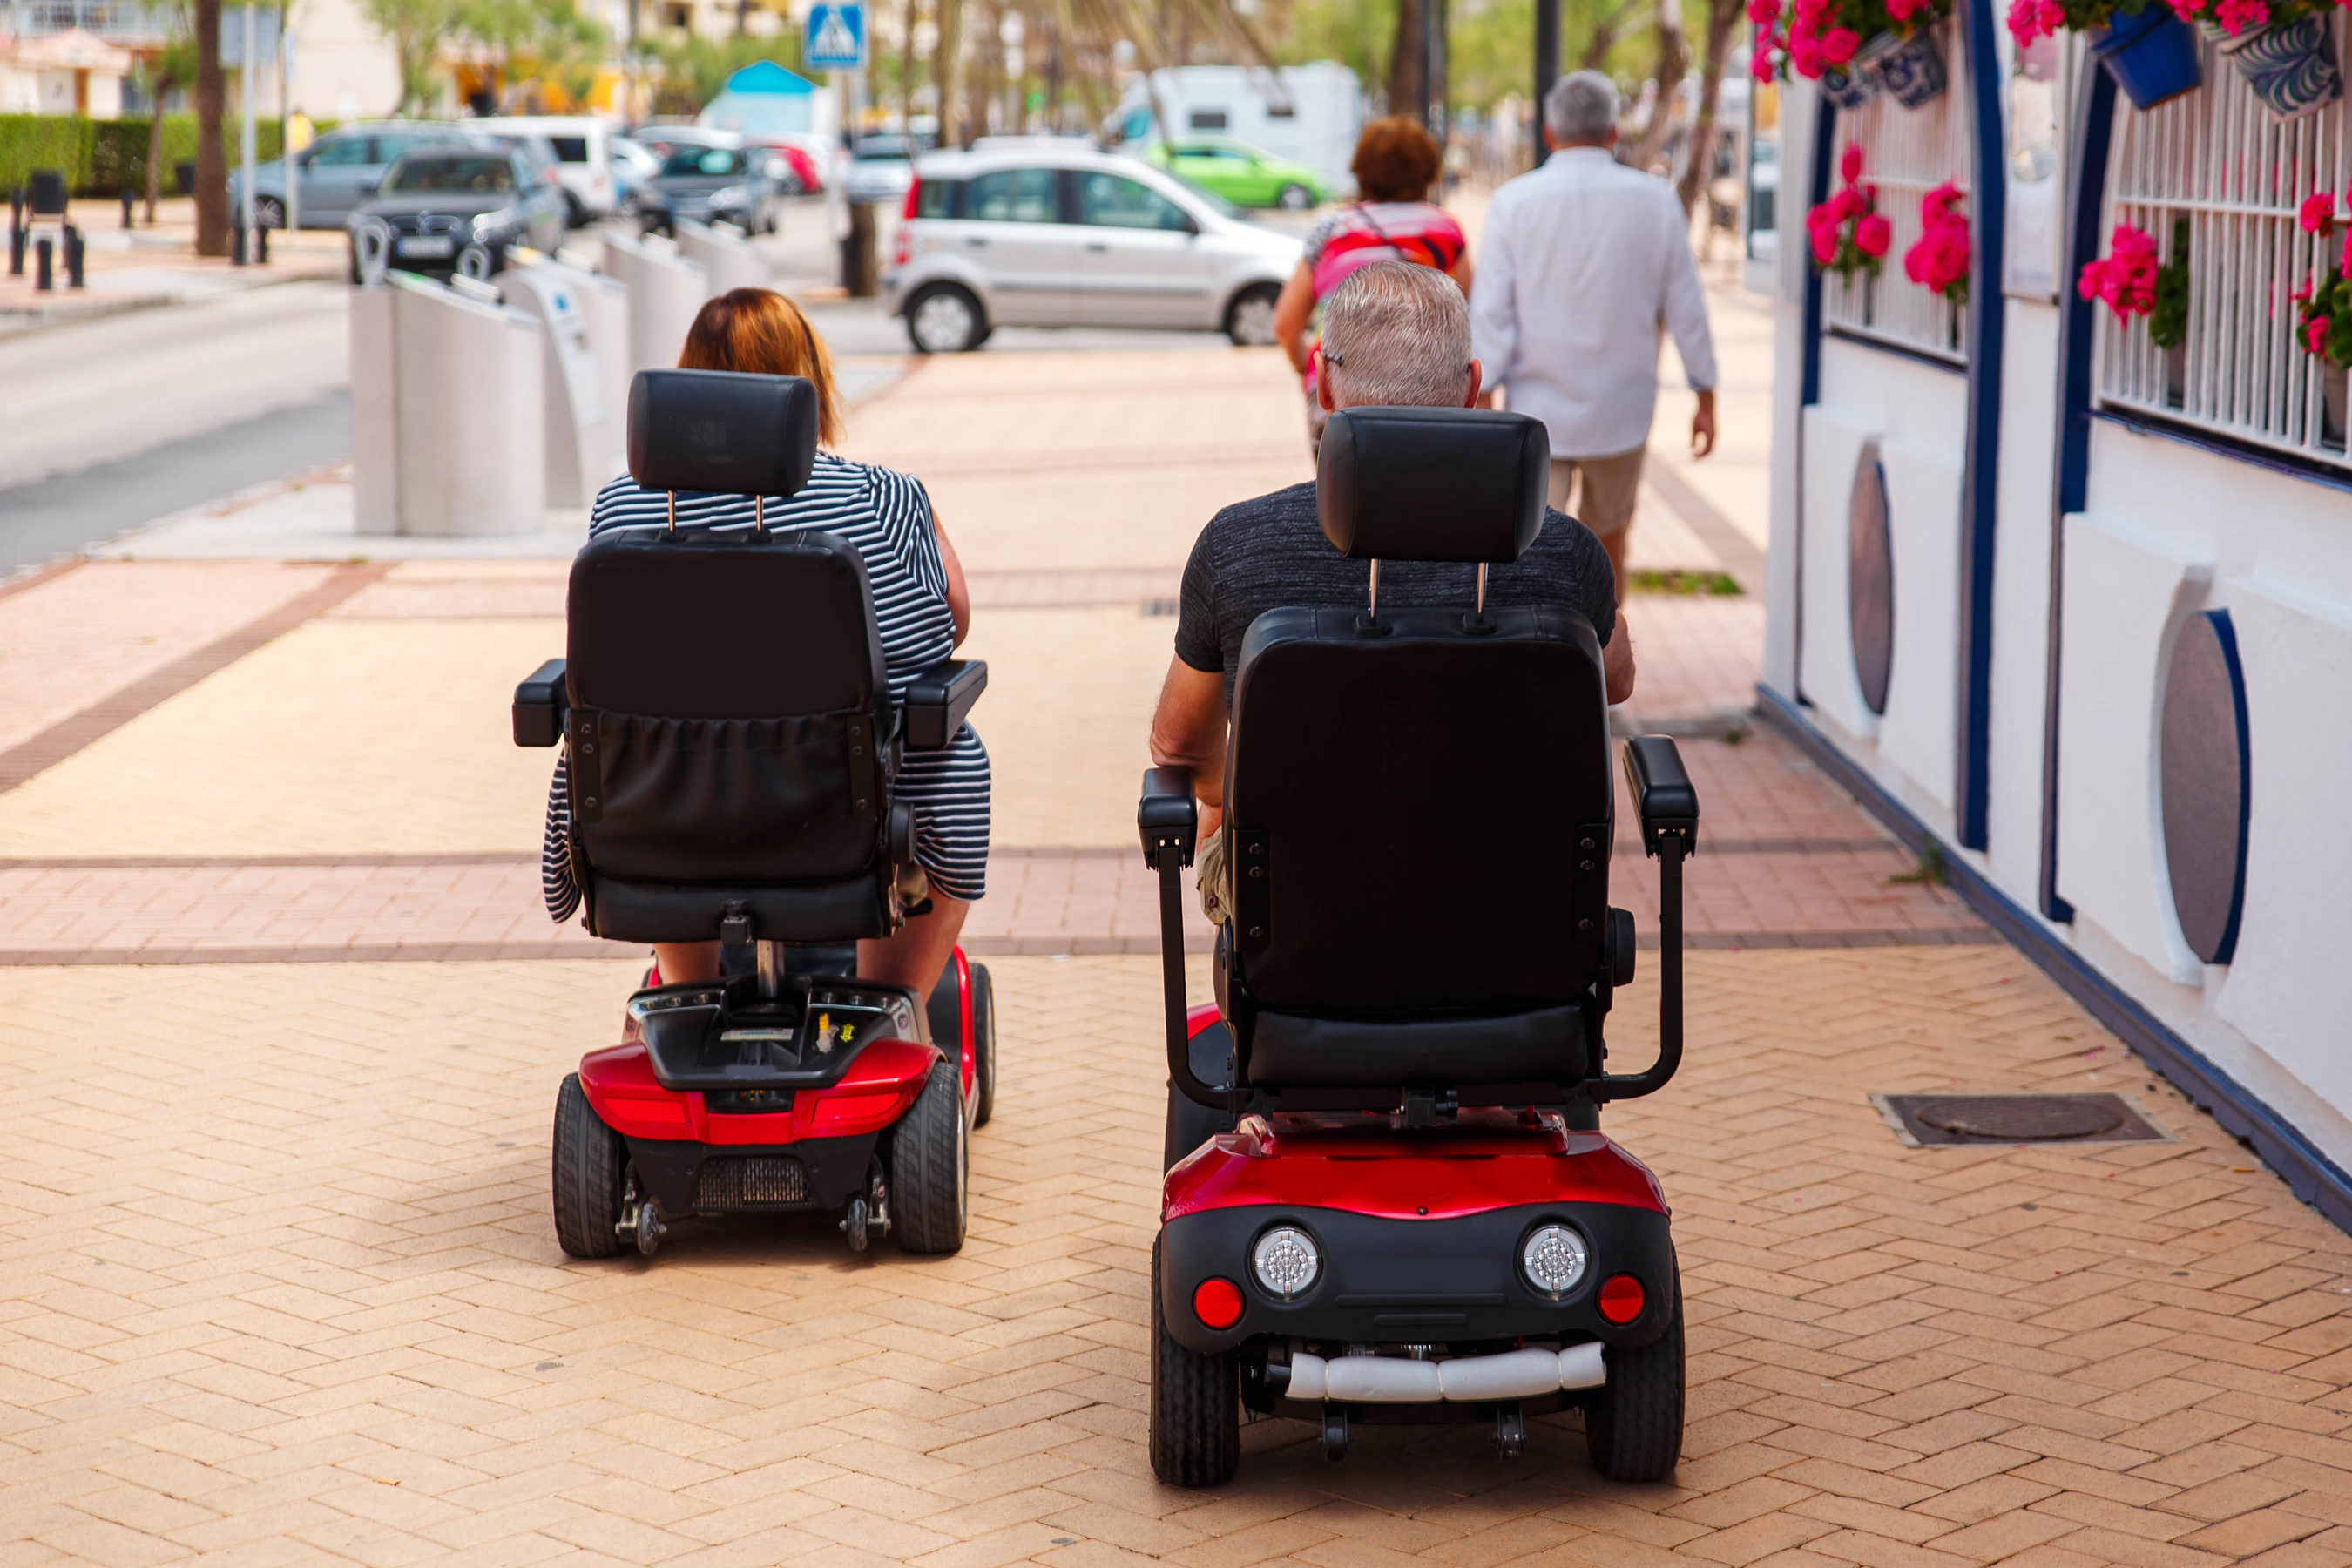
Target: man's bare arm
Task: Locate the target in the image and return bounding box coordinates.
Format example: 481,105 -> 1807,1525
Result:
1149,657 -> 1229,838
1606,608 -> 1636,706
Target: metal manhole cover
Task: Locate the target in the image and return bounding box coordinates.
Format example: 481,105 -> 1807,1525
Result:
1872,1092 -> 2173,1148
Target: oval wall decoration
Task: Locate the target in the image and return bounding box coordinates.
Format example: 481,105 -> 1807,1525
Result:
1848,443 -> 1894,716
2159,608 -> 2251,966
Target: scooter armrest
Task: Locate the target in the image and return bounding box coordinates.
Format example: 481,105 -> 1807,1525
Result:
513,658 -> 569,747
904,659 -> 987,749
1621,735 -> 1700,857
1139,767 -> 1197,870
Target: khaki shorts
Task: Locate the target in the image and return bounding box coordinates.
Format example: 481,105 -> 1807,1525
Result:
1548,448 -> 1647,539
1198,828 -> 1232,927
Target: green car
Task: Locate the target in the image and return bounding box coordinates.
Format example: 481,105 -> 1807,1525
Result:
1146,138 -> 1331,211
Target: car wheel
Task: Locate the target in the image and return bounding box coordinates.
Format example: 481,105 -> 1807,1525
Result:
1276,183 -> 1315,211
1224,283 -> 1281,347
253,195 -> 286,230
906,284 -> 987,354
563,191 -> 585,228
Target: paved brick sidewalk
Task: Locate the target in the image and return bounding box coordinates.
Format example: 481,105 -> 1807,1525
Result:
5,950 -> 2352,1568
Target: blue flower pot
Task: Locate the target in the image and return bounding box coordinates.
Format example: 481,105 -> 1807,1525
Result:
1871,28 -> 1950,107
2089,8 -> 2205,110
2211,13 -> 2342,118
1820,59 -> 1879,109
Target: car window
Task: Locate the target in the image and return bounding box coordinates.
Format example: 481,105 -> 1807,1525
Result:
662,147 -> 745,177
310,136 -> 371,167
385,154 -> 517,193
967,167 -> 1059,222
550,136 -> 589,162
916,179 -> 958,219
1078,173 -> 1189,231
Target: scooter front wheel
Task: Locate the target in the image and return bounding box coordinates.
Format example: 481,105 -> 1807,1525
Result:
1584,1264 -> 1685,1482
551,1073 -> 627,1259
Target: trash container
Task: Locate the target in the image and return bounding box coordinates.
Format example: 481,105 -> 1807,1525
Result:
350,272 -> 548,537
599,229 -> 709,376
538,253 -> 633,473
174,160 -> 196,198
675,218 -> 773,296
499,262 -> 615,509
28,170 -> 67,217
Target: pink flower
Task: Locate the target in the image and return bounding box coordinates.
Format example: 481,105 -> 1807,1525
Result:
2213,0 -> 2268,31
1841,144 -> 1865,183
1887,0 -> 1924,20
2295,280 -> 2315,303
1856,213 -> 1892,258
2007,0 -> 2062,44
2301,192 -> 2336,234
1832,186 -> 1869,221
1747,0 -> 1781,20
1789,34 -> 1825,74
1820,24 -> 1862,61
1752,42 -> 1780,79
2166,0 -> 2208,17
1923,180 -> 1963,223
2308,317 -> 2329,355
1812,222 -> 1841,264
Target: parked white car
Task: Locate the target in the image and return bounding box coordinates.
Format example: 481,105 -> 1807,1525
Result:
470,115 -> 617,225
883,145 -> 1301,353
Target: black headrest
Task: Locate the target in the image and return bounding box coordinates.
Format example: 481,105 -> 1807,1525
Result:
627,368 -> 820,497
1316,406 -> 1550,563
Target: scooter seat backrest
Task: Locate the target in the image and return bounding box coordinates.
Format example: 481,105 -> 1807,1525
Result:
1219,406 -> 1612,1077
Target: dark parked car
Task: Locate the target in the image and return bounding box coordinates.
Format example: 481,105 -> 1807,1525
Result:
636,145 -> 781,237
347,142 -> 570,281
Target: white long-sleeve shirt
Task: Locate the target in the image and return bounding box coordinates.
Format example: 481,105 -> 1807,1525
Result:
1470,147 -> 1719,461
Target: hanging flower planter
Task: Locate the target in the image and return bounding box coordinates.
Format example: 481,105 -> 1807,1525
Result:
1820,59 -> 1882,106
1864,25 -> 1950,106
2085,8 -> 2207,109
2207,13 -> 2342,118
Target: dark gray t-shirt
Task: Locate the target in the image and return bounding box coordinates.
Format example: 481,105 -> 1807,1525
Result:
1176,481 -> 1619,707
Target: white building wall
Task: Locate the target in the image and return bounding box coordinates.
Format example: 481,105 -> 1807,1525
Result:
291,0 -> 402,121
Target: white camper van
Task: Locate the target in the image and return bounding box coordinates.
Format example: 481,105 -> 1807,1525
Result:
1111,64 -> 1365,198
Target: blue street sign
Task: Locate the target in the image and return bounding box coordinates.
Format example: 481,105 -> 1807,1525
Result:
804,1 -> 867,68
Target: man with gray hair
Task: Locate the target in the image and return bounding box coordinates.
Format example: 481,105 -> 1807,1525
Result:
1147,260 -> 1632,922
1471,69 -> 1719,601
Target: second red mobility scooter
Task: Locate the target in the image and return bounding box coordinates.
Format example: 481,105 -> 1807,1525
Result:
1140,405 -> 1698,1484
515,368 -> 994,1261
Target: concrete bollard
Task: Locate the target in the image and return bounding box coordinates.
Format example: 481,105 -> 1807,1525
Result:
841,203 -> 878,298
674,219 -> 773,296
35,235 -> 51,291
599,229 -> 709,376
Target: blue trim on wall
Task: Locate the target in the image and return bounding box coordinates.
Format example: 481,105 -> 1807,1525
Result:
2039,58 -> 2118,925
2092,407 -> 2352,497
1758,682 -> 2352,1239
2201,608 -> 2253,966
1954,0 -> 2008,853
1793,99 -> 1836,706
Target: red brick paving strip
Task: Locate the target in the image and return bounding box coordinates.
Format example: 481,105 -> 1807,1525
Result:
0,561 -> 391,794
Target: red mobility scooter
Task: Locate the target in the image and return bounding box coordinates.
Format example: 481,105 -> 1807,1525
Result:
1139,405 -> 1697,1484
514,368 -> 995,1260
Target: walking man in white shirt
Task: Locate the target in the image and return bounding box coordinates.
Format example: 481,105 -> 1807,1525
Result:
1471,70 -> 1720,601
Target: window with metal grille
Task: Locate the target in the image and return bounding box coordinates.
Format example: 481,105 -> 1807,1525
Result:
1823,28 -> 1975,364
2096,36 -> 2349,468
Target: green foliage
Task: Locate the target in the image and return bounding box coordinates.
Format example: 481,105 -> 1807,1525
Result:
0,115 -> 309,195
0,116 -> 91,193
652,34 -> 804,116
2151,217 -> 2189,351
357,0 -> 457,112
1274,0 -> 1658,112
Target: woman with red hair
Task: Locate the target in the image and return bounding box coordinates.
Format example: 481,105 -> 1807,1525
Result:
540,287 -> 988,1002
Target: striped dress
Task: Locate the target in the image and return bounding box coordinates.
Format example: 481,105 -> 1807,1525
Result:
541,452 -> 991,923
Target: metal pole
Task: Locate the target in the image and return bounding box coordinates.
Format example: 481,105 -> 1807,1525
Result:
280,14 -> 297,233
239,3 -> 257,265
1534,0 -> 1559,145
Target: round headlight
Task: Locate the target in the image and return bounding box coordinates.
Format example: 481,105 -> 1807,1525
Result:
1521,1224 -> 1589,1299
1251,1225 -> 1320,1299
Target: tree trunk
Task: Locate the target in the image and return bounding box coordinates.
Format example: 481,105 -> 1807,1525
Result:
1387,0 -> 1423,121
143,84 -> 169,222
933,0 -> 963,145
1673,0 -> 1740,215
1625,0 -> 1689,174
1580,0 -> 1646,70
899,0 -> 917,135
193,0 -> 228,256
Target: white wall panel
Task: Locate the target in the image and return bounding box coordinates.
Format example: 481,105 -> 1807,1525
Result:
1798,403 -> 1879,740
1876,437 -> 1964,815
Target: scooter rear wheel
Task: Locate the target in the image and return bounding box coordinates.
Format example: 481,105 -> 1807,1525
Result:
1149,1234 -> 1239,1486
968,963 -> 997,1129
551,1073 -> 628,1259
1584,1264 -> 1685,1482
891,1058 -> 968,1254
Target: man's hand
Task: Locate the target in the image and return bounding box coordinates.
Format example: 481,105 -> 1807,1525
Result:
1690,389 -> 1718,460
1149,656 -> 1228,828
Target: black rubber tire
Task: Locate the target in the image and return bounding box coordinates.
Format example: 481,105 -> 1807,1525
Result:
253,195 -> 286,230
890,1058 -> 968,1254
1224,282 -> 1281,347
563,191 -> 586,228
905,283 -> 988,353
1150,1234 -> 1240,1486
1275,182 -> 1315,211
969,963 -> 997,1129
1585,1265 -> 1685,1482
551,1073 -> 627,1259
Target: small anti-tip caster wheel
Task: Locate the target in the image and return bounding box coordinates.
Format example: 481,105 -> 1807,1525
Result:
1322,1404 -> 1350,1462
841,1195 -> 869,1253
615,1193 -> 665,1257
1496,1402 -> 1527,1458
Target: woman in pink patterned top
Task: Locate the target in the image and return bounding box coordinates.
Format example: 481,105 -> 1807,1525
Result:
1272,117 -> 1474,452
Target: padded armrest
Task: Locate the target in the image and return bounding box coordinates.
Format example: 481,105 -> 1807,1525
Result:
1621,735 -> 1700,857
904,659 -> 987,749
513,659 -> 569,747
1139,767 -> 1197,869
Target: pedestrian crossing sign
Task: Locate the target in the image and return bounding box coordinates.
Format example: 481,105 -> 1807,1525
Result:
804,1 -> 867,68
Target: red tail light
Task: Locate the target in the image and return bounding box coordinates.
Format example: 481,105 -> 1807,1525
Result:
1597,1274 -> 1646,1325
1193,1277 -> 1244,1329
902,177 -> 921,220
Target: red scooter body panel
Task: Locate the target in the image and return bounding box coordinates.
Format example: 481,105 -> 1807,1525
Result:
1162,1113 -> 1668,1224
581,1037 -> 941,1146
